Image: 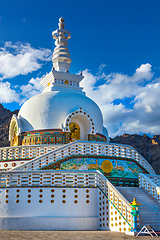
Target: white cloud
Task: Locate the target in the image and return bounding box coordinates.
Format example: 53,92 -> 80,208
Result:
0,81 -> 19,103
81,63 -> 153,107
98,63 -> 106,73
0,41 -> 52,80
0,76 -> 44,104
81,63 -> 160,137
20,77 -> 43,103
134,63 -> 153,81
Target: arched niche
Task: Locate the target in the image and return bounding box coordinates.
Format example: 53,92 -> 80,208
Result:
9,115 -> 19,146
64,108 -> 95,141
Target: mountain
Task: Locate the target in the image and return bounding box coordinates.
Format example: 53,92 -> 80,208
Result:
0,104 -> 159,174
0,104 -> 18,147
110,133 -> 160,175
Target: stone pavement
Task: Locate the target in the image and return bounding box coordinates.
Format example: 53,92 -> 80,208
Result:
0,231 -> 159,240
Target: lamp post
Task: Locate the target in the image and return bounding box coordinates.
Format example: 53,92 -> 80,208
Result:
130,197 -> 141,232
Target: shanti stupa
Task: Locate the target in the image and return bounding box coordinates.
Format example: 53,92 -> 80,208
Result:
0,18 -> 159,233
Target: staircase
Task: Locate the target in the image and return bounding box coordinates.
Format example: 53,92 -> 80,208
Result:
117,186 -> 160,231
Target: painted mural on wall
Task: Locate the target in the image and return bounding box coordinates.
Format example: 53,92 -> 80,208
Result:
60,158 -> 143,178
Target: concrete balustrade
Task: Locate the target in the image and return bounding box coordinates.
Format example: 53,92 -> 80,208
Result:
139,173 -> 160,202
0,145 -> 62,170
7,141 -> 155,174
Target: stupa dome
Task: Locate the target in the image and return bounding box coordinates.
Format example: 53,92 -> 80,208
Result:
18,88 -> 105,140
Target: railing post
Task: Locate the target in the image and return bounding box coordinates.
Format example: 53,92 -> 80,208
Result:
130,198 -> 141,232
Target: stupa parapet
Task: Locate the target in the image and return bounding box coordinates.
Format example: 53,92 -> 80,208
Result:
40,71 -> 84,92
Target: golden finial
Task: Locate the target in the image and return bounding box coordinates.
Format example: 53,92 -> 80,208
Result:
130,197 -> 141,206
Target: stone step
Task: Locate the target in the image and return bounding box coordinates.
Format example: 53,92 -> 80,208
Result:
140,214 -> 160,216
140,205 -> 159,207
139,222 -> 160,224
140,224 -> 160,228
116,186 -> 160,230
140,213 -> 160,215
140,219 -> 160,222
140,208 -> 160,211
140,206 -> 160,208
140,223 -> 160,226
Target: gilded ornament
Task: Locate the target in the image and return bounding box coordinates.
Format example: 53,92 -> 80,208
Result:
64,80 -> 69,85
101,160 -> 113,173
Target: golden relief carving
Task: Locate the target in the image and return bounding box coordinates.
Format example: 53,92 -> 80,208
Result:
69,123 -> 80,141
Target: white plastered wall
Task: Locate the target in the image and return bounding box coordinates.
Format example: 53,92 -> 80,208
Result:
0,187 -> 99,230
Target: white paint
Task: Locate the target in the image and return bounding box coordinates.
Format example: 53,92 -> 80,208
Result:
18,90 -> 104,136
0,160 -> 30,170
40,71 -> 84,90
0,187 -> 99,230
52,17 -> 71,72
0,217 -> 99,230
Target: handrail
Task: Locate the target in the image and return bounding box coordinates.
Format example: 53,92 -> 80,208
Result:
97,186 -> 132,229
96,171 -> 133,227
97,170 -> 131,208
7,140 -> 155,174
0,144 -> 62,161
139,173 -> 160,202
142,174 -> 160,186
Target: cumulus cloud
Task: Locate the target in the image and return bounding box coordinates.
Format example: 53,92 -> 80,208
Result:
0,81 -> 19,103
20,77 -> 43,102
0,76 -> 43,105
0,41 -> 52,80
80,63 -> 160,137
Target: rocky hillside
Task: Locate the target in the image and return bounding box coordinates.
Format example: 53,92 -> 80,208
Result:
110,134 -> 160,175
0,104 -> 159,174
0,104 -> 18,147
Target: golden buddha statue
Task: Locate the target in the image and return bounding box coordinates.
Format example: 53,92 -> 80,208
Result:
69,123 -> 80,141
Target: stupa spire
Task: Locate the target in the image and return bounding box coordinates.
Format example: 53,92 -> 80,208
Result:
52,17 -> 71,72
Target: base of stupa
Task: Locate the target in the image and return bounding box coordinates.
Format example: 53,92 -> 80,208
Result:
0,217 -> 99,230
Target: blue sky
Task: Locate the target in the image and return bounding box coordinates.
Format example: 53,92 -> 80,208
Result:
0,0 -> 160,137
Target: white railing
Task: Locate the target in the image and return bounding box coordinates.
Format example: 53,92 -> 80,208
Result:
97,171 -> 133,227
10,140 -> 155,174
139,173 -> 160,202
0,169 -> 133,229
0,144 -> 62,161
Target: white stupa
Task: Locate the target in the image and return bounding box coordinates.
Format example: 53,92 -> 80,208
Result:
0,17 -> 158,233
9,17 -> 109,145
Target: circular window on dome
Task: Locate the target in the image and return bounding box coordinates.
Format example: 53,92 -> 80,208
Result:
69,123 -> 80,141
